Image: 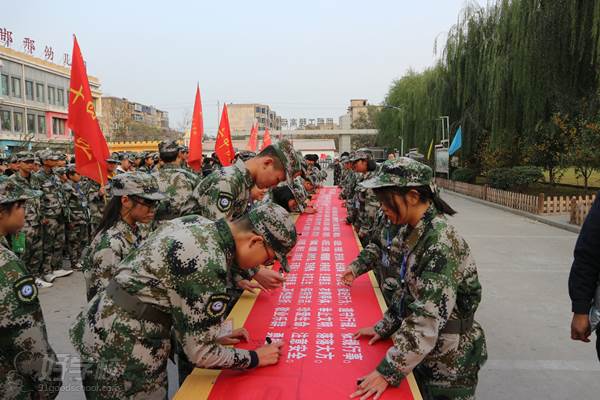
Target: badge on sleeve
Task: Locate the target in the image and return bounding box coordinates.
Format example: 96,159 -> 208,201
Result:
206,294 -> 231,318
13,276 -> 38,304
217,192 -> 234,213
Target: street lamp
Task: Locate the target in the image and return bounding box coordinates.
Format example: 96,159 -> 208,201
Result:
382,104 -> 406,156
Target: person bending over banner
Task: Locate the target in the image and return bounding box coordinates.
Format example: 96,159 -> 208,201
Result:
350,158 -> 487,400
69,203 -> 296,399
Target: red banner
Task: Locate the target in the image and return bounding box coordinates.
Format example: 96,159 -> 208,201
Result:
247,121 -> 258,152
187,85 -> 204,172
207,188 -> 418,399
215,104 -> 234,166
67,35 -> 109,185
261,127 -> 272,150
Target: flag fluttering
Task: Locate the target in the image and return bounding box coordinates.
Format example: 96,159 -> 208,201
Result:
67,35 -> 109,185
247,121 -> 258,152
187,85 -> 204,171
215,104 -> 235,166
448,126 -> 462,156
261,127 -> 272,150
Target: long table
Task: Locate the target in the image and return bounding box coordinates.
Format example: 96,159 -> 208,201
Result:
175,187 -> 422,399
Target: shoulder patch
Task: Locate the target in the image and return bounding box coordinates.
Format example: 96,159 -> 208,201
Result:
13,275 -> 38,304
217,192 -> 234,213
206,294 -> 231,318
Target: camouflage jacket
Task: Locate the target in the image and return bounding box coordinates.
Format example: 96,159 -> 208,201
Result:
65,181 -> 91,225
0,238 -> 62,398
8,172 -> 41,227
356,171 -> 380,238
34,169 -> 65,220
151,163 -> 199,221
71,216 -> 255,371
373,205 -> 486,386
81,220 -> 142,301
187,159 -> 254,221
349,210 -> 403,305
83,178 -> 111,226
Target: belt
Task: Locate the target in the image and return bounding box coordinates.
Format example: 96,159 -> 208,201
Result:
441,316 -> 474,334
106,280 -> 171,328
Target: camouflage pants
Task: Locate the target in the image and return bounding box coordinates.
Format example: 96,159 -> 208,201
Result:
18,222 -> 44,276
42,218 -> 65,272
70,295 -> 171,399
66,223 -> 90,268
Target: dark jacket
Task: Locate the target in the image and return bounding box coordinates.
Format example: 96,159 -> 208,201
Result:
569,192 -> 600,314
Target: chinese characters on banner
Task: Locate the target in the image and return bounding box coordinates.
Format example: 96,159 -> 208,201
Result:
207,187 -> 417,399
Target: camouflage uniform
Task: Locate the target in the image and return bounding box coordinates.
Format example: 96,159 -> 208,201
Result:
81,172 -> 165,301
65,166 -> 92,268
360,158 -> 487,399
69,203 -> 297,398
348,210 -> 403,306
0,180 -> 62,398
7,153 -> 43,277
152,141 -> 199,221
35,151 -> 66,275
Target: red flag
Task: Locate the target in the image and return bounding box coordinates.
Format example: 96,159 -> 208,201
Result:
261,127 -> 272,150
187,85 -> 204,171
247,121 -> 258,152
67,35 -> 109,186
215,104 -> 235,166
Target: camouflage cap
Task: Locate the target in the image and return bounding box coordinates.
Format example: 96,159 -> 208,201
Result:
110,171 -> 166,201
351,148 -> 373,162
158,140 -> 181,155
54,166 -> 67,175
39,149 -> 61,161
360,157 -> 433,190
340,155 -> 349,163
247,202 -> 297,272
106,153 -> 120,163
0,179 -> 42,204
16,151 -> 35,162
181,145 -> 189,153
271,139 -> 301,186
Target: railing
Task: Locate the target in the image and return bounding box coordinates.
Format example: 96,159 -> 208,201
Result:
437,178 -> 597,223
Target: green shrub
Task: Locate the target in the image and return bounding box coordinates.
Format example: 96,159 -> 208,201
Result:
451,168 -> 477,183
488,166 -> 543,191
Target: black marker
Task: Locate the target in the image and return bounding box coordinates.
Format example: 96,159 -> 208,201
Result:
357,378 -> 364,386
265,336 -> 272,344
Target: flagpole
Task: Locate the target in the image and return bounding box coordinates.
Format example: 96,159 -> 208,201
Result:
96,161 -> 107,205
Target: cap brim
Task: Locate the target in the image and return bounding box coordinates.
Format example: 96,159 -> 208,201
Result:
360,177 -> 399,189
137,192 -> 167,201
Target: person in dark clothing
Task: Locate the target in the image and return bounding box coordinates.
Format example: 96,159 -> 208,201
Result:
568,192 -> 600,360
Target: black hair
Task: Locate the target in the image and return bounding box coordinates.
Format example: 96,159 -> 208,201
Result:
0,200 -> 22,215
271,185 -> 296,212
257,145 -> 284,170
159,152 -> 178,163
94,196 -> 123,236
231,214 -> 254,232
367,159 -> 377,171
373,186 -> 456,216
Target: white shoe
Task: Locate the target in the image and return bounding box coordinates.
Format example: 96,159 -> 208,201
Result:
43,273 -> 57,283
53,269 -> 74,278
35,278 -> 53,288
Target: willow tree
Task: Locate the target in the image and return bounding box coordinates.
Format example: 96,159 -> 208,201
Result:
377,0 -> 600,172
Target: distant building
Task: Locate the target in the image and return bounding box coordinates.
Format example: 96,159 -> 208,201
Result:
0,45 -> 102,152
338,99 -> 379,129
99,96 -> 169,141
228,103 -> 282,134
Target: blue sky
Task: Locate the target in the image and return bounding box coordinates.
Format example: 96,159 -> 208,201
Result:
5,0 -> 469,133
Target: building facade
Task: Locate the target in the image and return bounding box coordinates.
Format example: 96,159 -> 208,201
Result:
99,96 -> 169,141
228,103 -> 282,134
0,46 -> 102,153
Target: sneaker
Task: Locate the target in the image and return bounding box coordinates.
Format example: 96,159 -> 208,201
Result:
53,269 -> 74,278
35,278 -> 53,288
43,273 -> 57,283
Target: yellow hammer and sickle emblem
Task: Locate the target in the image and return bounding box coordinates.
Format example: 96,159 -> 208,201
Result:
70,85 -> 84,104
86,101 -> 96,120
74,138 -> 93,160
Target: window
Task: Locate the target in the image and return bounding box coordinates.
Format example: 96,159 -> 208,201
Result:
52,117 -> 65,136
25,80 -> 34,101
0,110 -> 10,131
36,83 -> 44,102
57,88 -> 64,106
48,86 -> 55,105
27,114 -> 36,134
255,106 -> 260,113
1,74 -> 8,96
13,112 -> 23,132
37,115 -> 45,134
11,77 -> 21,98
